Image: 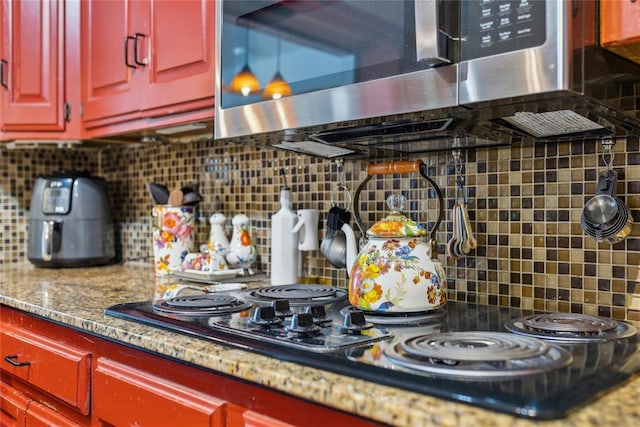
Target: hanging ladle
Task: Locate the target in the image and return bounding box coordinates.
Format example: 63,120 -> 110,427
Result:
320,160 -> 353,268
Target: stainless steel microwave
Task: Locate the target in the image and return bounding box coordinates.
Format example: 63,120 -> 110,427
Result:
215,1 -> 640,146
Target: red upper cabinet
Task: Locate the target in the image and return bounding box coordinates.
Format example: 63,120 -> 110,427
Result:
144,0 -> 214,113
81,0 -> 214,133
80,0 -> 144,124
600,0 -> 640,65
0,0 -> 65,132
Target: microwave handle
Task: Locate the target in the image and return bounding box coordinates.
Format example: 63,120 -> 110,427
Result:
415,0 -> 450,65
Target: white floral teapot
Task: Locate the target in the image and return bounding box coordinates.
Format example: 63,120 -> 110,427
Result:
342,160 -> 446,313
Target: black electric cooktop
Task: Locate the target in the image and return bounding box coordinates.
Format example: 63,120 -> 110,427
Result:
106,286 -> 640,420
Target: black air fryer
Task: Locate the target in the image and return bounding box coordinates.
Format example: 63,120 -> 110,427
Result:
27,171 -> 115,267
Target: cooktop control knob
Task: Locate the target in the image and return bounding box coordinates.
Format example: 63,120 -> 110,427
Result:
303,306 -> 332,326
271,299 -> 294,318
338,310 -> 374,335
285,313 -> 321,336
249,306 -> 283,327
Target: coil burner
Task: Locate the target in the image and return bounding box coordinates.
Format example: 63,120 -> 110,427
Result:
339,306 -> 448,327
152,294 -> 253,317
384,331 -> 573,379
505,313 -> 638,343
245,284 -> 348,307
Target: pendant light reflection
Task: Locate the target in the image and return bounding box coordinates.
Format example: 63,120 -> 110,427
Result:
263,35 -> 292,100
263,72 -> 292,100
229,64 -> 261,96
228,28 -> 260,96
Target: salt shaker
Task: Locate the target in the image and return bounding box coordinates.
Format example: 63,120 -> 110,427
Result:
206,213 -> 230,257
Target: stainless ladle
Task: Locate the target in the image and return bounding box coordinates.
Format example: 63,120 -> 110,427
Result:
320,188 -> 352,268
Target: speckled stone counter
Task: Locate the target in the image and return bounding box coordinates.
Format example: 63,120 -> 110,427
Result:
2,264 -> 640,427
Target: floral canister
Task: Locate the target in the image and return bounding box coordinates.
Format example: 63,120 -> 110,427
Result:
152,205 -> 195,275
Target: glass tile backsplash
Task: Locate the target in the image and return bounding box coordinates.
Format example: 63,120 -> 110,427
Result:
2,131 -> 640,321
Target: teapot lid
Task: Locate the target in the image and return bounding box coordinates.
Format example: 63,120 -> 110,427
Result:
367,194 -> 426,238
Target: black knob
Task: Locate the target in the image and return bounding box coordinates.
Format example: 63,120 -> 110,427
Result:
338,309 -> 373,335
285,313 -> 320,335
249,306 -> 282,327
303,306 -> 332,326
271,299 -> 294,317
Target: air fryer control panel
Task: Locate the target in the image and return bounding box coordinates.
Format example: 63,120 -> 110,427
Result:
42,178 -> 73,214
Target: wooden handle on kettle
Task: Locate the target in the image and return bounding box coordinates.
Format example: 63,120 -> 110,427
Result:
367,160 -> 424,176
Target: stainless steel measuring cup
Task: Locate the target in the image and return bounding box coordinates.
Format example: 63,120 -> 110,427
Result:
582,170 -> 619,226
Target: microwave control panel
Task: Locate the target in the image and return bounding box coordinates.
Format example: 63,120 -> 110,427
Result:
460,0 -> 546,60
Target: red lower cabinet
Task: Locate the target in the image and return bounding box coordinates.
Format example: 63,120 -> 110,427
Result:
0,327 -> 91,415
1,306 -> 380,427
93,358 -> 225,427
227,406 -> 294,427
25,402 -> 82,427
0,381 -> 29,427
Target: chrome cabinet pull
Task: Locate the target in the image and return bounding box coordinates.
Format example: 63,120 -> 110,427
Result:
4,354 -> 31,367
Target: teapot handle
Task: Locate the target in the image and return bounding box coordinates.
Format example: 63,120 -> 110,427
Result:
352,160 -> 444,256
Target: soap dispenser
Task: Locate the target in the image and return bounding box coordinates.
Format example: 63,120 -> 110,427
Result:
270,171 -> 299,285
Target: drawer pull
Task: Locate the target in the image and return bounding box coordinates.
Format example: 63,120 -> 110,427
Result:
4,354 -> 31,367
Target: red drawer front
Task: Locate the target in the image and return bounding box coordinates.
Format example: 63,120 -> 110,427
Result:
93,358 -> 225,427
25,401 -> 82,427
0,328 -> 91,414
0,380 -> 30,427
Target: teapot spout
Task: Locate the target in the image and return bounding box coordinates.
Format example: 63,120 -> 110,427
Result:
341,223 -> 358,277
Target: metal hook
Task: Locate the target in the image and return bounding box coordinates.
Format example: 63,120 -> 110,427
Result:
331,159 -> 352,210
600,138 -> 615,171
335,159 -> 345,183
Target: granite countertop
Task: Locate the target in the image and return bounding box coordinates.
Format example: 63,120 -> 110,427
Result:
1,264 -> 640,427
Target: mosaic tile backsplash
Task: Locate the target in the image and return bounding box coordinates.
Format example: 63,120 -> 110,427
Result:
2,134 -> 640,322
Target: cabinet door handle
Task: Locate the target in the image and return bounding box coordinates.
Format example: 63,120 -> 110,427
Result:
0,59 -> 7,88
4,354 -> 31,367
125,36 -> 137,69
133,33 -> 147,66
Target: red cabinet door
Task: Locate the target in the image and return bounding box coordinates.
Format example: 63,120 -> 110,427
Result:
142,0 -> 214,114
600,0 -> 640,64
0,0 -> 65,132
24,402 -> 81,427
81,0 -> 146,125
93,358 -> 226,427
0,381 -> 29,427
226,405 -> 295,427
81,0 -> 213,130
